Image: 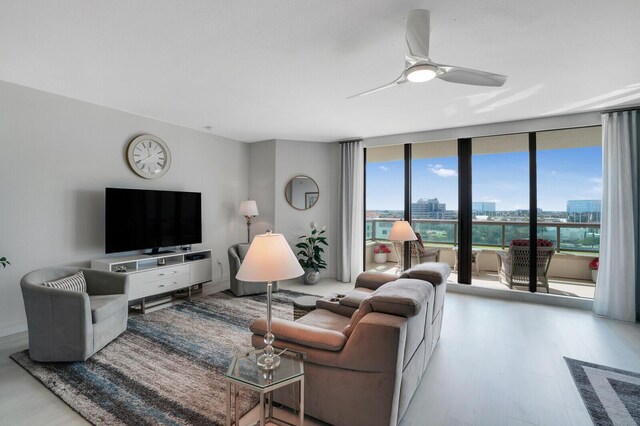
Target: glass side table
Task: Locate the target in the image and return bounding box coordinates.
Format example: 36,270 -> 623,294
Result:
224,349 -> 305,426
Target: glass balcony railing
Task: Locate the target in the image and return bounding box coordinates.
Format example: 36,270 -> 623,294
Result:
366,218 -> 600,253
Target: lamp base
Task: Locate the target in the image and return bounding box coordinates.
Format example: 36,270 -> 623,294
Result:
257,353 -> 281,370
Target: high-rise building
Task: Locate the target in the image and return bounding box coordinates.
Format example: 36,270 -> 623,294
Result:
412,198 -> 456,219
472,202 -> 496,214
567,200 -> 601,223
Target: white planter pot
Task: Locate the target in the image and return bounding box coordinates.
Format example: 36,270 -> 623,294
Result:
591,269 -> 598,283
374,253 -> 388,264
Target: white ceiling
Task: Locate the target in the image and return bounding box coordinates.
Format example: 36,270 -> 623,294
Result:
1,1 -> 639,142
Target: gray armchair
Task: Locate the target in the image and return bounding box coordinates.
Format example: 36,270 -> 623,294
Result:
20,267 -> 129,362
228,243 -> 278,296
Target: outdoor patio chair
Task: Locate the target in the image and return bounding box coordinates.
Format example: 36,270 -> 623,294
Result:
496,239 -> 555,293
411,232 -> 440,263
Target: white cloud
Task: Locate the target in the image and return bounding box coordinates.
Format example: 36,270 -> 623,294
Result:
428,164 -> 457,178
378,165 -> 388,172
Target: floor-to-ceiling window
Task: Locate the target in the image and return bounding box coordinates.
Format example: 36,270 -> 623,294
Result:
363,125 -> 602,299
536,127 -> 602,298
411,141 -> 458,268
471,134 -> 530,288
365,145 -> 405,272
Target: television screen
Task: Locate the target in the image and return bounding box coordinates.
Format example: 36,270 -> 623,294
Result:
105,188 -> 202,254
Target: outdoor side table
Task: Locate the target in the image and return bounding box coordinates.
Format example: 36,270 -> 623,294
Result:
224,349 -> 305,426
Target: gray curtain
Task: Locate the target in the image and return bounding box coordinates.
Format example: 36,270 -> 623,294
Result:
593,109 -> 639,322
337,140 -> 364,282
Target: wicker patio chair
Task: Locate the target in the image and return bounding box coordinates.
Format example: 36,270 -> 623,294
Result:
496,239 -> 555,293
411,232 -> 440,263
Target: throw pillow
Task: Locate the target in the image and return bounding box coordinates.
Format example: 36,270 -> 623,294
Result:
43,271 -> 87,292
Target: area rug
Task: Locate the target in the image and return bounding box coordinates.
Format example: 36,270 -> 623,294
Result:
11,289 -> 314,426
564,357 -> 640,425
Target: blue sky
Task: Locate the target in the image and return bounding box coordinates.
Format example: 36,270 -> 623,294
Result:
366,146 -> 602,212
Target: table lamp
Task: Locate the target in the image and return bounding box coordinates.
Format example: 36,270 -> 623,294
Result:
388,220 -> 417,273
236,230 -> 303,369
239,200 -> 259,243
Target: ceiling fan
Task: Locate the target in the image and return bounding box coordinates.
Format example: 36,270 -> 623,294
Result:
348,9 -> 507,98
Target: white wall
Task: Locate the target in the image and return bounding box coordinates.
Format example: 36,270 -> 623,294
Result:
249,139 -> 340,279
248,139 -> 276,237
0,81 -> 249,337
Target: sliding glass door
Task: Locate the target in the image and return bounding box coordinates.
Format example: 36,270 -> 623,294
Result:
363,125 -> 602,298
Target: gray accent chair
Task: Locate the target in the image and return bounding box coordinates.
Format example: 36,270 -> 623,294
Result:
20,267 -> 129,362
251,262 -> 451,426
228,243 -> 279,296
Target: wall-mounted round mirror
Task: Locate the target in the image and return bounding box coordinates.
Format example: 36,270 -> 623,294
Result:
285,175 -> 319,210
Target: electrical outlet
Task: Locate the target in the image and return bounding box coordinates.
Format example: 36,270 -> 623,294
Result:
216,258 -> 222,265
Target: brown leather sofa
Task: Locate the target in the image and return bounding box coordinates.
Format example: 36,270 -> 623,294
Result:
250,262 -> 451,426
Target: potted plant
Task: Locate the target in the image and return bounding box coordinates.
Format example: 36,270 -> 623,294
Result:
589,257 -> 598,283
296,223 -> 328,285
373,244 -> 391,264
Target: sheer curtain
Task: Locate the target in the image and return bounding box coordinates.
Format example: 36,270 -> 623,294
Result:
337,140 -> 364,282
594,110 -> 639,322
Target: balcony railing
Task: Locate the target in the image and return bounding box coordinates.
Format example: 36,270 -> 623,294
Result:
366,218 -> 600,253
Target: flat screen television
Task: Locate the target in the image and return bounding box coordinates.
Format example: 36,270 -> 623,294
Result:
105,188 -> 202,254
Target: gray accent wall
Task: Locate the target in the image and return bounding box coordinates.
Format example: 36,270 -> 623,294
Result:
0,80 -> 250,337
249,139 -> 340,279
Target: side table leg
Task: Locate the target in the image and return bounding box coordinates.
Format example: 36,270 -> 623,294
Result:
268,391 -> 273,419
234,386 -> 239,426
260,392 -> 265,426
299,378 -> 305,426
226,381 -> 231,426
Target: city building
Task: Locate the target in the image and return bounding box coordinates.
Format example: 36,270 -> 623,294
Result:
412,198 -> 456,219
472,202 -> 496,215
567,200 -> 601,223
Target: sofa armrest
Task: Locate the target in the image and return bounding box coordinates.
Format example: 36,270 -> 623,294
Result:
84,269 -> 129,295
252,312 -> 406,374
251,318 -> 346,351
20,282 -> 93,361
316,297 -> 357,317
355,272 -> 397,291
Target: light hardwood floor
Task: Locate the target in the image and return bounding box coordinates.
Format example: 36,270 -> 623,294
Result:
1,280 -> 639,426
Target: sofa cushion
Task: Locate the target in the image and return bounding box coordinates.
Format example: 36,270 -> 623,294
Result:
400,262 -> 451,286
369,279 -> 432,317
89,294 -> 127,323
43,271 -> 87,292
297,309 -> 351,332
237,243 -> 251,262
510,238 -> 554,247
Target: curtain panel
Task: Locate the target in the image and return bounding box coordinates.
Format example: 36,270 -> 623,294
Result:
337,140 -> 364,282
594,109 -> 639,322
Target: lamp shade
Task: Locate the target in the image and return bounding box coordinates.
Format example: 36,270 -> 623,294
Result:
387,221 -> 418,242
239,200 -> 259,216
236,232 -> 304,282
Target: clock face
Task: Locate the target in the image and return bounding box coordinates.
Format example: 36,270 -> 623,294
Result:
126,135 -> 171,179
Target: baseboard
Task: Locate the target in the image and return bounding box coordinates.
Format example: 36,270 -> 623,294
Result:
447,282 -> 593,310
0,321 -> 27,338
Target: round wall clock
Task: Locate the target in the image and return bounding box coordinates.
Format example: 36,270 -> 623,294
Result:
126,134 -> 172,179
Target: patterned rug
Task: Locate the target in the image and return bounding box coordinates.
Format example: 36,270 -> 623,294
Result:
565,357 -> 640,425
11,289 -> 313,425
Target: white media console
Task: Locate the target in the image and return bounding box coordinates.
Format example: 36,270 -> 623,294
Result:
91,249 -> 213,313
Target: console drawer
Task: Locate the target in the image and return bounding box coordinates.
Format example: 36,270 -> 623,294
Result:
128,270 -> 190,300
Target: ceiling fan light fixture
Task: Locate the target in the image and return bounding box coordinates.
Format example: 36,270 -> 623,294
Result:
406,64 -> 438,83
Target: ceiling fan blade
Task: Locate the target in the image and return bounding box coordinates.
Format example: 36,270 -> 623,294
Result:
435,63 -> 507,87
405,9 -> 430,65
347,74 -> 408,98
